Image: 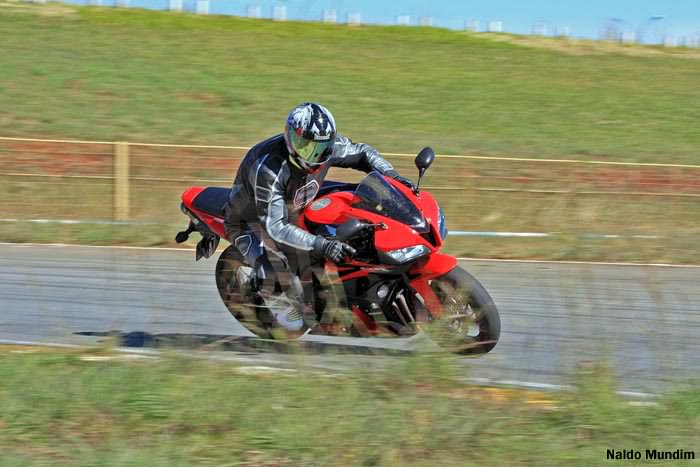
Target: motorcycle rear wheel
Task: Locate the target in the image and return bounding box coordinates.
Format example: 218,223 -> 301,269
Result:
428,266 -> 501,355
215,245 -> 277,338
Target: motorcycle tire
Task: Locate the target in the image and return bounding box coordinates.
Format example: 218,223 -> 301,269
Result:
215,245 -> 276,338
429,266 -> 501,355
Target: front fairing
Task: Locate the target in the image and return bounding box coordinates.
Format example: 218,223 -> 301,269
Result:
381,175 -> 444,250
354,172 -> 429,233
301,173 -> 444,254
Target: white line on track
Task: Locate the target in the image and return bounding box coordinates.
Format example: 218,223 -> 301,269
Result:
456,257 -> 700,268
0,339 -> 303,368
2,242 -> 699,268
0,219 -> 667,241
0,338 -> 659,399
0,242 -> 188,252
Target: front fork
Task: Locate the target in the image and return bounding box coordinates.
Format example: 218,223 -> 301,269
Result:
409,279 -> 444,319
407,252 -> 458,319
317,252 -> 458,334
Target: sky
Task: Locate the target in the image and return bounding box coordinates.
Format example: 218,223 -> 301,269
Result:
66,0 -> 700,42
272,0 -> 700,40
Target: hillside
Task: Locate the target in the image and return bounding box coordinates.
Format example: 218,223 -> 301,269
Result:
1,2 -> 699,163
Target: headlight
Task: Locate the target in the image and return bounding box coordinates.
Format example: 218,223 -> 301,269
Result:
438,207 -> 448,239
386,245 -> 430,264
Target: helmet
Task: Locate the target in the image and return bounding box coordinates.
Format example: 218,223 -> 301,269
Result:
284,103 -> 336,172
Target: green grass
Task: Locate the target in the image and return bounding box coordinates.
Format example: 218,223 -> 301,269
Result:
2,3 -> 700,262
0,2 -> 699,164
0,349 -> 699,466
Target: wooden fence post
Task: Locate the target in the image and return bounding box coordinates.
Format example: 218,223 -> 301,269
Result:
114,142 -> 130,221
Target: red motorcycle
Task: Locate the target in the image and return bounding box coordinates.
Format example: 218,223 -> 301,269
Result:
176,148 -> 500,354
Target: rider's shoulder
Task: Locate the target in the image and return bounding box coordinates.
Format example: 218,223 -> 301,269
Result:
334,133 -> 352,145
249,133 -> 285,154
247,136 -> 288,166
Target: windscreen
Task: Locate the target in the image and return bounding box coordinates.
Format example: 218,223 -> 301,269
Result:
354,172 -> 428,232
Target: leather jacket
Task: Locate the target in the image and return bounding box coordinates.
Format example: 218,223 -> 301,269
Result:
224,133 -> 395,251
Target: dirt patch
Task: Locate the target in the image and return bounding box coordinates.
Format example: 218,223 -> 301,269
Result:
4,138 -> 700,193
0,1 -> 76,17
175,92 -> 228,106
479,33 -> 700,59
1,140 -> 113,176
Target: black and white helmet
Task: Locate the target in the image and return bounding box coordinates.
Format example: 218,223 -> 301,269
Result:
284,103 -> 337,173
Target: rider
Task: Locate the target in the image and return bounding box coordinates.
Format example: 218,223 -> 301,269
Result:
224,102 -> 416,331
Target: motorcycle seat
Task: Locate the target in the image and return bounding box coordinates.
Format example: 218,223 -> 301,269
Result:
192,187 -> 231,217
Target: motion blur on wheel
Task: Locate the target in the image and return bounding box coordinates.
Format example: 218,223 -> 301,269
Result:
176,147 -> 500,354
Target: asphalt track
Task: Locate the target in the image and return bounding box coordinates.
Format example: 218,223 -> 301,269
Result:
1,243 -> 699,394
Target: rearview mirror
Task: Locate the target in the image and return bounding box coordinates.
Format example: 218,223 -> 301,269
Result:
415,147 -> 435,172
336,219 -> 366,242
414,147 -> 436,194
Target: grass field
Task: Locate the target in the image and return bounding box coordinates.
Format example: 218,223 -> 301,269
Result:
1,2 -> 699,164
2,136 -> 699,263
2,9 -> 699,463
1,3 -> 699,263
1,348 -> 699,466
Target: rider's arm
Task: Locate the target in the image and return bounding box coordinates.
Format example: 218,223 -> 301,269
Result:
253,158 -> 317,251
329,134 -> 395,174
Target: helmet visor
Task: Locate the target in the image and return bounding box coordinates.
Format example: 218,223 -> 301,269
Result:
289,131 -> 334,164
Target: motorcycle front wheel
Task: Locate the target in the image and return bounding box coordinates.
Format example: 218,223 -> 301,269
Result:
428,266 -> 501,355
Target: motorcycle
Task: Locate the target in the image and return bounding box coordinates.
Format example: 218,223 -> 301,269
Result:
176,147 -> 500,354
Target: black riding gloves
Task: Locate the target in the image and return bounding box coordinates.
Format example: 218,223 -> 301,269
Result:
385,170 -> 418,192
313,237 -> 357,263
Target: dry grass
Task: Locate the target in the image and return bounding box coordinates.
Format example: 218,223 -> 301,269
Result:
479,32 -> 700,59
1,349 -> 699,466
2,4 -> 699,262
